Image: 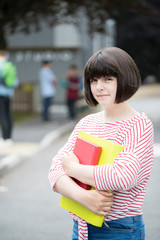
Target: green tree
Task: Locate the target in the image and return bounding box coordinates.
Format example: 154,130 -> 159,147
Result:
0,0 -> 151,49
1,0 -> 159,81
0,0 -> 63,49
116,0 -> 160,81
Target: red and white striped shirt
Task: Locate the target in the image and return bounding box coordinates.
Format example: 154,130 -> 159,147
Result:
48,111 -> 154,240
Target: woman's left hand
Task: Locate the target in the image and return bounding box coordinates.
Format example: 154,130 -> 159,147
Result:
62,152 -> 79,175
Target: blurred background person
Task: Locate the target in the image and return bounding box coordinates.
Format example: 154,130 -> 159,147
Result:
39,60 -> 57,122
0,50 -> 18,147
65,65 -> 81,120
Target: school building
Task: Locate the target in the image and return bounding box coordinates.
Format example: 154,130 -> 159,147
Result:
6,17 -> 116,113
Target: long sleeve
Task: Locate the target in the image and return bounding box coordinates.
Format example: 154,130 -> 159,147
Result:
48,111 -> 154,222
93,117 -> 154,192
48,119 -> 84,191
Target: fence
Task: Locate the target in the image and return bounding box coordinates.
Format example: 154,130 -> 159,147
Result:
12,83 -> 33,113
12,83 -> 88,114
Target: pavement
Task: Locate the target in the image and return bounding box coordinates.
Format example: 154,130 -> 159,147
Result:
0,83 -> 159,176
0,110 -> 78,176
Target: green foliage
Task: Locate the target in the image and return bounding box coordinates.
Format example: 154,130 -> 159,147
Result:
0,0 -> 153,48
0,0 -> 159,80
13,112 -> 39,123
116,1 -> 160,81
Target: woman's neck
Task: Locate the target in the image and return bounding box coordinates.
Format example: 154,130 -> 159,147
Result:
103,102 -> 139,122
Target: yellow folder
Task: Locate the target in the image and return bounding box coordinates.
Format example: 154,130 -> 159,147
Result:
59,131 -> 124,227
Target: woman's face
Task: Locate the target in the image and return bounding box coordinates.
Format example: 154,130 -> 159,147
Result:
90,76 -> 117,109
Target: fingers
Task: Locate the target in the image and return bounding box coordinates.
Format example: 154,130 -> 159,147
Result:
97,190 -> 113,203
97,205 -> 112,217
98,190 -> 113,197
84,189 -> 113,216
95,192 -> 113,216
62,152 -> 79,163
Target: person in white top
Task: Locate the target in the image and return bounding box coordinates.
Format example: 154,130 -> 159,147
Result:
48,47 -> 154,240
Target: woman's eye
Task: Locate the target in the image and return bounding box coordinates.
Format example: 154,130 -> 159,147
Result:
105,77 -> 112,81
90,78 -> 97,83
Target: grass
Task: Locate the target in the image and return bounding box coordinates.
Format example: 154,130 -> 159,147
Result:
12,112 -> 40,123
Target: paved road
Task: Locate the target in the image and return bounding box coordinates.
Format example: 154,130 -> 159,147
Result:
0,133 -> 73,240
0,83 -> 159,239
0,128 -> 160,240
143,154 -> 160,240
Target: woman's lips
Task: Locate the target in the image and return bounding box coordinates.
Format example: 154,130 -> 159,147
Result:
97,94 -> 109,97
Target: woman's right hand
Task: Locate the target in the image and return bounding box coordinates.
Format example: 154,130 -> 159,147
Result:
79,189 -> 113,217
55,175 -> 113,217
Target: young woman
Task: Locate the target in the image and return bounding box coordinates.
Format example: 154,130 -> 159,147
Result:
48,47 -> 154,240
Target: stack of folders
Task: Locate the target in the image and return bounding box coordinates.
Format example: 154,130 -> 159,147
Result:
59,131 -> 124,227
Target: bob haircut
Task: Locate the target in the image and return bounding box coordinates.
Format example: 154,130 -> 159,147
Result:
84,47 -> 141,107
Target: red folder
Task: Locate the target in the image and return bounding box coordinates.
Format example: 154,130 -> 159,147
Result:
73,137 -> 102,190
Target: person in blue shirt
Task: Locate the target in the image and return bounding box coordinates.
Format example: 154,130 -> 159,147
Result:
39,60 -> 57,122
0,50 -> 18,147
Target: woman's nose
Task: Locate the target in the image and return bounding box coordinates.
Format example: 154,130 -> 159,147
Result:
96,80 -> 104,90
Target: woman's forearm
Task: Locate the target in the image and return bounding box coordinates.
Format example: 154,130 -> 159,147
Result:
67,163 -> 96,188
55,174 -> 113,216
55,174 -> 97,210
55,174 -> 85,201
62,152 -> 96,188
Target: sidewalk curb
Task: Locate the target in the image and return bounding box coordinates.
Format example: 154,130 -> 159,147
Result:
0,121 -> 75,176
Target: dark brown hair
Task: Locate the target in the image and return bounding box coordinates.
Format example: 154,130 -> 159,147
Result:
84,47 -> 141,107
